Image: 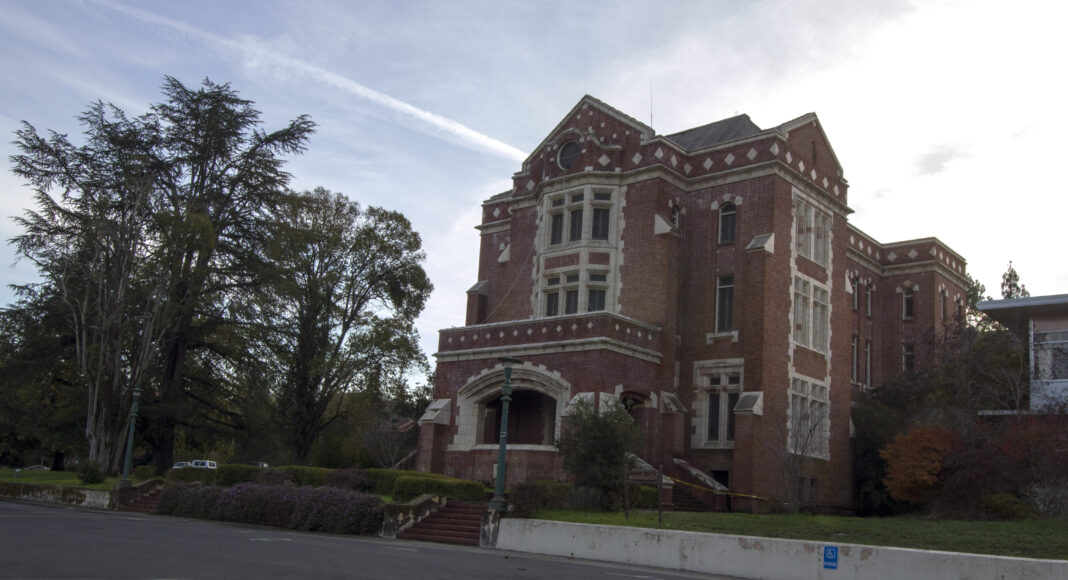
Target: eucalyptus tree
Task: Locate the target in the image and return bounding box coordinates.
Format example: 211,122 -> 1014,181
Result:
253,188 -> 432,464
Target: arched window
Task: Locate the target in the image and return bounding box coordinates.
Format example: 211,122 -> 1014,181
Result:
719,202 -> 736,244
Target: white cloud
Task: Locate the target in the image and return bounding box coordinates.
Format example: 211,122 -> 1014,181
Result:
85,0 -> 527,163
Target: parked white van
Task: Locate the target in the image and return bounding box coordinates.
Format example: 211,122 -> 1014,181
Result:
190,460 -> 217,469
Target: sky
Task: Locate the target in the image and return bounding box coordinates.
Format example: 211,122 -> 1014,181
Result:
1,0 -> 1065,365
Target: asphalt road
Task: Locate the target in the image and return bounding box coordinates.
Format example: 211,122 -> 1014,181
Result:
0,500 -> 733,580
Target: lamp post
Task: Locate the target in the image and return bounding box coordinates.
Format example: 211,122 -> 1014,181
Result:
118,386 -> 142,488
489,357 -> 521,512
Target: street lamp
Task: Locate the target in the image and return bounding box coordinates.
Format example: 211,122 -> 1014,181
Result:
118,386 -> 142,488
489,357 -> 521,512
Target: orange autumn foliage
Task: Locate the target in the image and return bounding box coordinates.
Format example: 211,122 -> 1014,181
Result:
880,425 -> 962,505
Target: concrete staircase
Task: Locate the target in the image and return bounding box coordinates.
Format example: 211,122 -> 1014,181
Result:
118,488 -> 162,514
397,501 -> 485,546
671,485 -> 708,512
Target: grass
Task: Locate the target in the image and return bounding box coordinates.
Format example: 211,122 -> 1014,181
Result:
0,468 -> 136,490
535,509 -> 1068,561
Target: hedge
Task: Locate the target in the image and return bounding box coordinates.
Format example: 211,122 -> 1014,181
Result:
391,475 -> 484,502
166,467 -> 218,485
215,464 -> 265,487
509,480 -> 573,517
157,483 -> 383,534
271,466 -> 331,487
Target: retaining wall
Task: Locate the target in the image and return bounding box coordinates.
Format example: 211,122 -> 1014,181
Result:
495,519 -> 1067,580
0,482 -> 114,509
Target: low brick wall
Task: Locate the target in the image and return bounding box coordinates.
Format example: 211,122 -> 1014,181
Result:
495,519 -> 1068,580
0,482 -> 115,509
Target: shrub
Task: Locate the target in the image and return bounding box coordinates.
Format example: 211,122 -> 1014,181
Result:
157,483 -> 225,520
325,468 -> 372,492
133,465 -> 156,481
158,482 -> 383,534
509,481 -> 573,517
630,485 -> 659,509
365,468 -> 437,495
391,475 -> 484,502
167,467 -> 218,485
880,425 -> 962,505
253,468 -> 292,486
556,398 -> 642,510
273,465 -> 331,487
216,464 -> 264,487
981,494 -> 1033,521
290,485 -> 384,534
77,461 -> 105,485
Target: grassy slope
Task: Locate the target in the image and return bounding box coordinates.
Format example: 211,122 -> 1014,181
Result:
536,509 -> 1068,561
0,469 -> 132,491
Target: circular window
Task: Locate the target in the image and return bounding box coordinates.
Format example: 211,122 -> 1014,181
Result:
557,141 -> 581,170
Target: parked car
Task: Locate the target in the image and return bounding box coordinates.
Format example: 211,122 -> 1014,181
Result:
172,461 -> 191,469
25,465 -> 50,471
190,460 -> 217,469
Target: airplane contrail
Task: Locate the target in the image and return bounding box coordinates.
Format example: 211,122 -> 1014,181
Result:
86,0 -> 528,163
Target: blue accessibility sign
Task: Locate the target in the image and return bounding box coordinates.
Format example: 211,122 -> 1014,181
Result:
823,546 -> 839,570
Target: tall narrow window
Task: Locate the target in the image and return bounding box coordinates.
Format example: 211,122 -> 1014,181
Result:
699,367 -> 742,445
864,341 -> 872,386
707,394 -> 721,442
591,207 -> 610,240
903,343 -> 915,373
795,199 -> 830,265
565,290 -> 579,314
587,289 -> 606,312
940,292 -> 947,321
852,283 -> 859,311
716,275 -> 734,333
903,288 -> 915,319
851,335 -> 859,382
866,286 -> 873,318
793,277 -> 811,346
719,203 -> 736,244
545,293 -> 559,316
569,208 -> 583,242
812,287 -> 830,352
549,212 -> 563,245
793,276 -> 829,353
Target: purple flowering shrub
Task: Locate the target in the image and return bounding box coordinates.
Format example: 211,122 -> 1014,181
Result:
157,483 -> 225,520
324,468 -> 373,492
157,482 -> 383,534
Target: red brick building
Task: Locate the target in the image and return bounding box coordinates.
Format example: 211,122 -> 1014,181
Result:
415,96 -> 969,512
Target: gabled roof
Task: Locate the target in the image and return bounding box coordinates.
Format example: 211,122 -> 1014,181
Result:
520,95 -> 653,171
664,114 -> 763,151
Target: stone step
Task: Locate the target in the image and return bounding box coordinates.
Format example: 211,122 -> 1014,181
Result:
397,502 -> 487,547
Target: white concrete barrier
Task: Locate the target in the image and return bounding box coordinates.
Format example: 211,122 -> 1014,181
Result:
496,519 -> 1068,580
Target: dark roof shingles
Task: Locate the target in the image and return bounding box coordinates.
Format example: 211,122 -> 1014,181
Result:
665,114 -> 762,151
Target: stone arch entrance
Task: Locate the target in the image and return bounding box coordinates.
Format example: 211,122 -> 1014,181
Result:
450,362 -> 572,451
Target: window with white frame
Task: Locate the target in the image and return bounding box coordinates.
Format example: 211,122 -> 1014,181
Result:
716,275 -> 734,333
795,198 -> 831,265
864,340 -> 872,386
790,376 -> 829,457
718,202 -> 737,244
541,270 -> 613,316
851,335 -> 858,382
902,287 -> 915,319
793,276 -> 830,353
696,363 -> 743,446
1035,329 -> 1068,381
544,189 -> 615,247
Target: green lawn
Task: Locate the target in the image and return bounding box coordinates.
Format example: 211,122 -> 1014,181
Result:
535,509 -> 1068,561
0,468 -> 133,491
